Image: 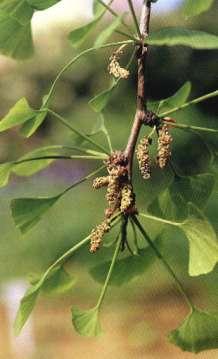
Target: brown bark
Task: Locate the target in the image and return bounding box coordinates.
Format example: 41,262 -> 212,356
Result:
125,1 -> 152,179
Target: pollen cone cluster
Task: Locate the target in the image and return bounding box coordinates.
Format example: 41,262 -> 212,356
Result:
157,124 -> 173,169
120,184 -> 135,213
105,151 -> 135,216
93,176 -> 109,189
90,151 -> 136,252
90,220 -> 110,253
136,136 -> 151,179
108,47 -> 129,79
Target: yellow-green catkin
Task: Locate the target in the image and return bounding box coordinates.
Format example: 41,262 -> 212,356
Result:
157,124 -> 173,169
120,184 -> 135,213
93,176 -> 109,189
108,48 -> 129,79
90,220 -> 110,253
136,136 -> 151,179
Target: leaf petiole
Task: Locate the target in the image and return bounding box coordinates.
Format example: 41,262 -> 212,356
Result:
45,109 -> 110,154
96,233 -> 122,309
60,165 -> 106,197
163,121 -> 218,134
132,215 -> 195,310
96,0 -> 134,35
127,0 -> 141,38
139,212 -> 181,226
160,89 -> 218,117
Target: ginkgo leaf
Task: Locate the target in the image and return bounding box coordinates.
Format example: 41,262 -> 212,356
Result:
42,267 -> 76,295
20,110 -> 47,137
183,0 -> 214,18
89,85 -> 115,112
1,0 -> 34,25
88,115 -> 108,137
93,0 -> 104,16
170,173 -> 215,209
148,188 -> 186,221
11,195 -> 60,234
14,284 -> 39,336
169,308 -> 218,353
68,19 -> 100,48
148,28 -> 218,49
13,145 -> 65,177
180,204 -> 218,276
69,0 -> 115,47
157,82 -> 191,115
150,173 -> 215,221
27,0 -> 61,10
0,9 -> 34,59
14,265 -> 75,335
72,307 -> 102,337
0,162 -> 13,187
0,98 -> 35,132
144,201 -> 218,276
90,248 -> 155,286
94,15 -> 123,47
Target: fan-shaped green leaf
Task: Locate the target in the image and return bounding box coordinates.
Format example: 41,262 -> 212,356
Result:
68,19 -> 100,48
0,98 -> 35,132
148,189 -> 186,221
148,28 -> 218,49
0,9 -> 33,59
169,308 -> 218,353
14,265 -> 75,335
157,82 -> 191,115
20,110 -> 47,137
11,195 -> 60,234
180,204 -> 218,276
88,114 -> 110,142
171,173 -> 215,209
90,248 -> 155,286
1,0 -> 34,25
93,0 -> 104,16
183,0 -> 214,18
27,0 -> 61,10
14,284 -> 39,336
69,0 -> 115,47
41,267 -> 76,295
0,162 -> 13,187
13,145 -> 63,176
148,173 -> 214,222
94,15 -> 123,47
72,307 -> 102,337
89,85 -> 115,112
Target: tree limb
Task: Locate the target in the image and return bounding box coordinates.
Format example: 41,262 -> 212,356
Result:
125,1 -> 152,179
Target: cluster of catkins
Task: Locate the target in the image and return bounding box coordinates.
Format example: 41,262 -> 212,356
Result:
108,47 -> 130,79
90,151 -> 135,253
136,122 -> 173,179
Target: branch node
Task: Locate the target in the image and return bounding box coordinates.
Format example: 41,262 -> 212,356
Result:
142,110 -> 159,127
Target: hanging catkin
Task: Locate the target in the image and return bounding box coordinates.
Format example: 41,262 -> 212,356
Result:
157,124 -> 172,169
136,136 -> 151,179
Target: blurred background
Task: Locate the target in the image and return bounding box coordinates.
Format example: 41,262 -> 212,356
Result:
0,0 -> 218,358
